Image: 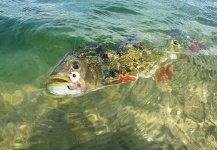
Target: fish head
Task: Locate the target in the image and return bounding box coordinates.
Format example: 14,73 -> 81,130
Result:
166,38 -> 208,53
165,39 -> 191,52
46,52 -> 88,96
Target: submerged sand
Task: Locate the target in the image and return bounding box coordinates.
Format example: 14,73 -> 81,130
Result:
1,54 -> 217,149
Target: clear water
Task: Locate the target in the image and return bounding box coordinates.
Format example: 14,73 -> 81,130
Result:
0,0 -> 217,149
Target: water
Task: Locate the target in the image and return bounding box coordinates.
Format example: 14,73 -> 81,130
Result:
0,0 -> 217,149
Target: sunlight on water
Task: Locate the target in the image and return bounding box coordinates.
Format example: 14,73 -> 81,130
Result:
0,0 -> 217,149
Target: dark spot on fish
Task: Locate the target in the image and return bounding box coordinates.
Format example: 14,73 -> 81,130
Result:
109,69 -> 119,78
125,67 -> 131,73
85,52 -> 97,57
133,63 -> 138,68
95,45 -> 106,58
133,44 -> 143,50
101,54 -> 108,60
104,69 -> 119,79
96,45 -> 103,54
117,51 -> 122,56
173,40 -> 179,45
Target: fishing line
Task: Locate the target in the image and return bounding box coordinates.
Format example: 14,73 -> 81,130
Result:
73,18 -> 80,55
73,1 -> 83,55
72,0 -> 96,54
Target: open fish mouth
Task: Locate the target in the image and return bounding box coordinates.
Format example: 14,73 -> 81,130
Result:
47,74 -> 71,84
46,73 -> 85,96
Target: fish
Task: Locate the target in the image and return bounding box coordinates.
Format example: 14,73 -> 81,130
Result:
46,36 -> 207,97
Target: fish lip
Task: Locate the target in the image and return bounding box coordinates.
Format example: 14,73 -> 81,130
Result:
46,74 -> 84,96
46,74 -> 71,85
47,78 -> 69,83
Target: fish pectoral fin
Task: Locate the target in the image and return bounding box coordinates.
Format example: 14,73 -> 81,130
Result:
110,75 -> 137,84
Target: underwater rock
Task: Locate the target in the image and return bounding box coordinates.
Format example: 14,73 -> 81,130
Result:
11,90 -> 24,106
2,93 -> 12,103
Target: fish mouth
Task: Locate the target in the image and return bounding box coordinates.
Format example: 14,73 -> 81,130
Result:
46,73 -> 86,96
46,74 -> 71,86
48,78 -> 68,83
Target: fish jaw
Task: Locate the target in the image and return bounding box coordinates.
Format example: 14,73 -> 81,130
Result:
48,83 -> 84,96
46,74 -> 85,96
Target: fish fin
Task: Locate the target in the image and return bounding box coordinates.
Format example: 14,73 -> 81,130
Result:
189,40 -> 207,52
110,75 -> 137,84
153,63 -> 174,82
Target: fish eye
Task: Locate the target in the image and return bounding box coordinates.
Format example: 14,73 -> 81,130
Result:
173,40 -> 179,45
73,74 -> 76,77
73,63 -> 79,69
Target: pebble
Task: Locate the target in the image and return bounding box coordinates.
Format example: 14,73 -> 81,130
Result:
2,93 -> 12,103
11,90 -> 24,106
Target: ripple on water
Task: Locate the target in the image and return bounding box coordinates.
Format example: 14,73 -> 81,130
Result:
0,0 -> 217,149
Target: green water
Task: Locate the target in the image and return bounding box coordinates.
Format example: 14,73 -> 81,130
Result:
0,0 -> 217,149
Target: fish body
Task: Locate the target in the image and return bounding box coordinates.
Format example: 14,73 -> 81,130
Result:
47,42 -> 179,96
46,37 -> 207,97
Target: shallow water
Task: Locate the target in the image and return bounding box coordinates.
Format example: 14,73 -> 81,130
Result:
0,0 -> 217,149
